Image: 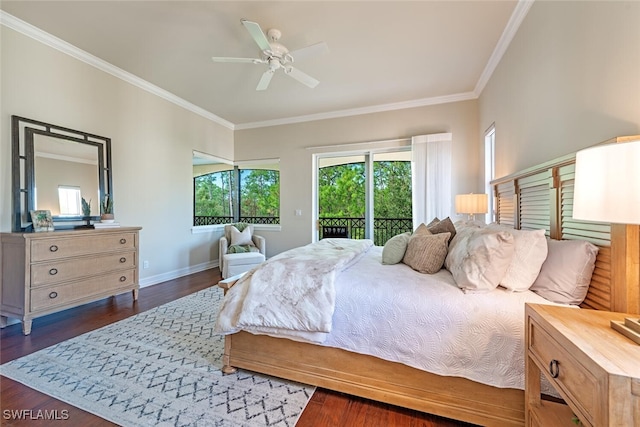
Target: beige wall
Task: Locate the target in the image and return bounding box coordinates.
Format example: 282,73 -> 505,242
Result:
1,27 -> 234,284
479,0 -> 640,179
235,100 -> 479,255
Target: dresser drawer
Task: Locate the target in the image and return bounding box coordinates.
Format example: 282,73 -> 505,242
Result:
528,318 -> 597,426
31,251 -> 136,287
30,269 -> 137,311
30,232 -> 137,261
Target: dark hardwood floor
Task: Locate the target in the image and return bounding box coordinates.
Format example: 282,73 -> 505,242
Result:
1,268 -> 473,426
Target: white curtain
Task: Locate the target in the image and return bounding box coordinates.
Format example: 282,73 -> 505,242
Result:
411,133 -> 452,228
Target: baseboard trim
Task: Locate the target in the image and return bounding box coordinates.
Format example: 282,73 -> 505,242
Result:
139,261 -> 219,288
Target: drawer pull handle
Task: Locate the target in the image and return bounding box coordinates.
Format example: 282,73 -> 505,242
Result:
120,257 -> 126,263
120,238 -> 127,244
549,359 -> 560,378
49,245 -> 59,252
49,268 -> 58,275
119,276 -> 127,282
49,291 -> 58,299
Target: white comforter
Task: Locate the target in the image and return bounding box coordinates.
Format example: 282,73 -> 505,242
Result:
324,246 -> 567,391
216,241 -> 566,391
215,238 -> 373,342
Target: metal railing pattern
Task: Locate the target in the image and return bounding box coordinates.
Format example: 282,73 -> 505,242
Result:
194,216 -> 280,226
195,216 -> 411,246
319,217 -> 412,246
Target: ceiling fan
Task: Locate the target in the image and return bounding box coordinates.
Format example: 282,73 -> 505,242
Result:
212,19 -> 329,91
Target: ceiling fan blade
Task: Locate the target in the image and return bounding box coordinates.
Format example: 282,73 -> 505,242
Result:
241,19 -> 271,52
256,70 -> 275,91
211,57 -> 263,64
288,42 -> 329,63
285,66 -> 319,88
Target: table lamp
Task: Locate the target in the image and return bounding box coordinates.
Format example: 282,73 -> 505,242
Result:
455,193 -> 488,221
573,138 -> 640,344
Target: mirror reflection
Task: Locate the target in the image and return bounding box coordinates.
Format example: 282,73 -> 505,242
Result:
34,135 -> 100,216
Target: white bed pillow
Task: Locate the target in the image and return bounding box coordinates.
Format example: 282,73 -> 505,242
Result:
445,227 -> 515,293
530,239 -> 599,305
487,225 -> 548,291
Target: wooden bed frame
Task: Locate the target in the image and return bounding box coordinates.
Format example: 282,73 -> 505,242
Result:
218,144 -> 640,427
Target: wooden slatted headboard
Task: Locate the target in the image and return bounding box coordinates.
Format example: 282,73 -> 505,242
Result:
492,139 -> 640,315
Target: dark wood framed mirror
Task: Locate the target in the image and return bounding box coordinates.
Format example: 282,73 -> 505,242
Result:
11,116 -> 113,231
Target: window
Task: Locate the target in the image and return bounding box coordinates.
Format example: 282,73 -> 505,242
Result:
194,169 -> 234,224
58,186 -> 82,215
193,152 -> 279,226
317,150 -> 412,245
484,124 -> 496,223
239,166 -> 280,224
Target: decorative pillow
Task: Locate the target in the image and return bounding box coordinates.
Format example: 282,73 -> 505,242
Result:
224,223 -> 253,241
530,239 -> 599,305
426,217 -> 440,227
413,222 -> 429,235
444,227 -> 515,293
487,225 -> 548,292
427,217 -> 457,243
381,232 -> 412,265
230,226 -> 255,247
403,231 -> 451,274
228,244 -> 260,254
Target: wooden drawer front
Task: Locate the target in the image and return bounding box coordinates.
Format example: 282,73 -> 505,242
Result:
31,233 -> 137,261
529,319 -> 598,425
31,251 -> 136,287
30,269 -> 136,311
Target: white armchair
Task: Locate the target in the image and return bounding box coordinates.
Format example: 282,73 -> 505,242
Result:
219,223 -> 266,278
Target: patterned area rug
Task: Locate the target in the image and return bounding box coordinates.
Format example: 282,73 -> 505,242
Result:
0,287 -> 315,426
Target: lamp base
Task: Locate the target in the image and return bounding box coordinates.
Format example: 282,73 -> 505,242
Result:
610,318 -> 640,345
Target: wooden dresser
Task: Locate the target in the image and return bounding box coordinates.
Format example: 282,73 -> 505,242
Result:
0,227 -> 141,335
525,303 -> 640,427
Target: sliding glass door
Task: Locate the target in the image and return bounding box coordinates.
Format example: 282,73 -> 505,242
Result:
317,150 -> 411,245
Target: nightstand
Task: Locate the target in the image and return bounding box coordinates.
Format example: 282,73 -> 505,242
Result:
525,303 -> 640,427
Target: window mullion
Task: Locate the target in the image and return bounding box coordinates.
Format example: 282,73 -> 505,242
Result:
364,153 -> 374,239
233,166 -> 240,222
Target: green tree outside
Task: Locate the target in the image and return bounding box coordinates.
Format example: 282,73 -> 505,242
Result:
318,161 -> 412,219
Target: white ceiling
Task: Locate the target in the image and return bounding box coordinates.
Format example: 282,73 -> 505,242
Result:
1,1 -> 526,129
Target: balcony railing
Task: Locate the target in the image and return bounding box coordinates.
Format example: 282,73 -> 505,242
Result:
194,215 -> 411,246
194,216 -> 280,226
319,217 -> 413,246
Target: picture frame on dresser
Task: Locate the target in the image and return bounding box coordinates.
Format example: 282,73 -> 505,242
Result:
29,210 -> 54,232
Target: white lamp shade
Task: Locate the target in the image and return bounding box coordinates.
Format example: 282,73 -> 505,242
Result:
455,193 -> 488,215
573,139 -> 640,224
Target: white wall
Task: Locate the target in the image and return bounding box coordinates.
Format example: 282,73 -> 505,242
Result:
479,0 -> 640,179
235,100 -> 480,255
1,27 -> 234,284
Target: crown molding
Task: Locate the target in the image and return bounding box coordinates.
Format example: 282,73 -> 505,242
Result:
235,92 -> 477,130
3,0 -> 531,132
474,0 -> 534,97
0,11 -> 235,130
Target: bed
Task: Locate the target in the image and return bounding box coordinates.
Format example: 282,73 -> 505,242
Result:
216,149 -> 640,427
